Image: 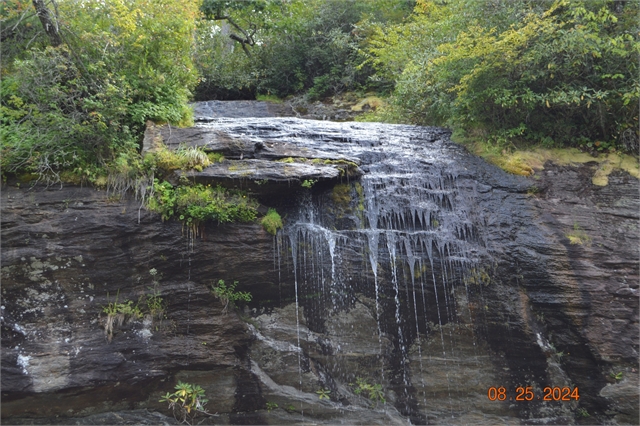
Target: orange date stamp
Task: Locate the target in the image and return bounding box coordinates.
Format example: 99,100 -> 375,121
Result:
487,386 -> 579,401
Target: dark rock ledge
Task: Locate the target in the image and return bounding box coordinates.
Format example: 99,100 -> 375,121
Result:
143,120 -> 362,195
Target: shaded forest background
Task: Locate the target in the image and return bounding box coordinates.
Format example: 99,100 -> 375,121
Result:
1,0 -> 638,184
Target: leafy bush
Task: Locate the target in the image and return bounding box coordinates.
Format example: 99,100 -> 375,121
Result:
160,381 -> 209,425
352,377 -> 386,404
365,0 -> 639,151
0,47 -> 139,182
211,279 -> 252,314
1,0 -> 199,182
193,0 -> 412,100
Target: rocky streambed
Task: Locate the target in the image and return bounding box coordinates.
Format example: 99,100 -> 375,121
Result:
2,101 -> 638,425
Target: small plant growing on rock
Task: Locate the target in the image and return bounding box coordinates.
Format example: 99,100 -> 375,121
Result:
160,381 -> 209,425
146,268 -> 165,321
301,179 -> 317,188
352,377 -> 386,404
261,208 -> 283,235
266,401 -> 278,412
102,291 -> 143,342
610,371 -> 623,381
175,145 -> 212,171
316,388 -> 331,400
206,152 -> 225,163
566,223 -> 591,246
576,407 -> 590,417
211,280 -> 252,314
277,157 -> 296,163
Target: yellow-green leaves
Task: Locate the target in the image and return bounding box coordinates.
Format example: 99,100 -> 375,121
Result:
363,0 -> 639,150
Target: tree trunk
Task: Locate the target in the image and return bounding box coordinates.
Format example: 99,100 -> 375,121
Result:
32,0 -> 62,47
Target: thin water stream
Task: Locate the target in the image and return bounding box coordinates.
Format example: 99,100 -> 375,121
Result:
197,117 -> 493,421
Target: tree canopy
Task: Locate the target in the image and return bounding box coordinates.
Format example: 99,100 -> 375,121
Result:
1,0 -> 637,183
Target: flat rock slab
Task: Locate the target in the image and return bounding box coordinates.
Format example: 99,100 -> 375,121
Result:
143,119 -> 362,190
145,124 -> 359,163
181,159 -> 344,183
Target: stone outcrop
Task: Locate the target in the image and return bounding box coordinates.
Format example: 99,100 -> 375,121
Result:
2,103 -> 638,425
142,116 -> 362,195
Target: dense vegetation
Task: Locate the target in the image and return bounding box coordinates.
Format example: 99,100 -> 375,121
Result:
364,0 -> 639,151
1,0 -> 638,186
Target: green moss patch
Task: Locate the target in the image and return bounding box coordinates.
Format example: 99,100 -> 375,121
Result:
147,180 -> 258,235
261,208 -> 283,235
473,144 -> 639,186
351,96 -> 384,112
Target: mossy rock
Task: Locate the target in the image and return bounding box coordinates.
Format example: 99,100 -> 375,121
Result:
351,96 -> 384,112
478,146 -> 639,186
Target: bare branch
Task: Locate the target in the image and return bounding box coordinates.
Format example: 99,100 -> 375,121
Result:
0,8 -> 36,42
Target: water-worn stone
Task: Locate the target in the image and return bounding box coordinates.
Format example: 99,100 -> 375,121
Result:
142,117 -> 362,192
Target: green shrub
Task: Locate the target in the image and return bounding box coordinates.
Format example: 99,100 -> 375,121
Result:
261,208 -> 284,235
301,179 -> 317,189
211,280 -> 252,314
1,0 -> 199,182
160,381 -> 208,425
352,377 -> 386,404
365,0 -> 639,150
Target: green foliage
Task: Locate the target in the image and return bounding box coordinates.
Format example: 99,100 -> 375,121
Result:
576,407 -> 590,418
265,401 -> 278,412
352,377 -> 386,404
610,371 -> 623,381
147,180 -> 258,235
256,94 -> 283,103
160,381 -> 208,425
331,183 -> 352,206
365,0 -> 639,150
261,208 -> 283,235
102,291 -> 143,342
316,388 -> 331,400
193,0 -> 413,100
277,157 -> 296,163
566,223 -> 591,246
211,279 -> 252,314
147,268 -> 165,320
1,0 -> 200,182
174,146 -> 212,171
301,179 -> 317,189
142,145 -> 216,178
206,152 -> 225,164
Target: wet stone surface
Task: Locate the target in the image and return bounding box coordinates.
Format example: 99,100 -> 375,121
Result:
2,101 -> 638,425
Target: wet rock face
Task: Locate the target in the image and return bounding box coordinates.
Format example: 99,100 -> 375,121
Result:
2,103 -> 638,425
0,186 -> 280,421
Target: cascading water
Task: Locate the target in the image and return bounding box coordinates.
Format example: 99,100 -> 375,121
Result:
195,117 -> 494,422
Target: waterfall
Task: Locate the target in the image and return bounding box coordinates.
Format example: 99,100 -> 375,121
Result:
198,117 -> 491,421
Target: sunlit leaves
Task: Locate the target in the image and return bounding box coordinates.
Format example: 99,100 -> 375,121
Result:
364,0 -> 639,149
